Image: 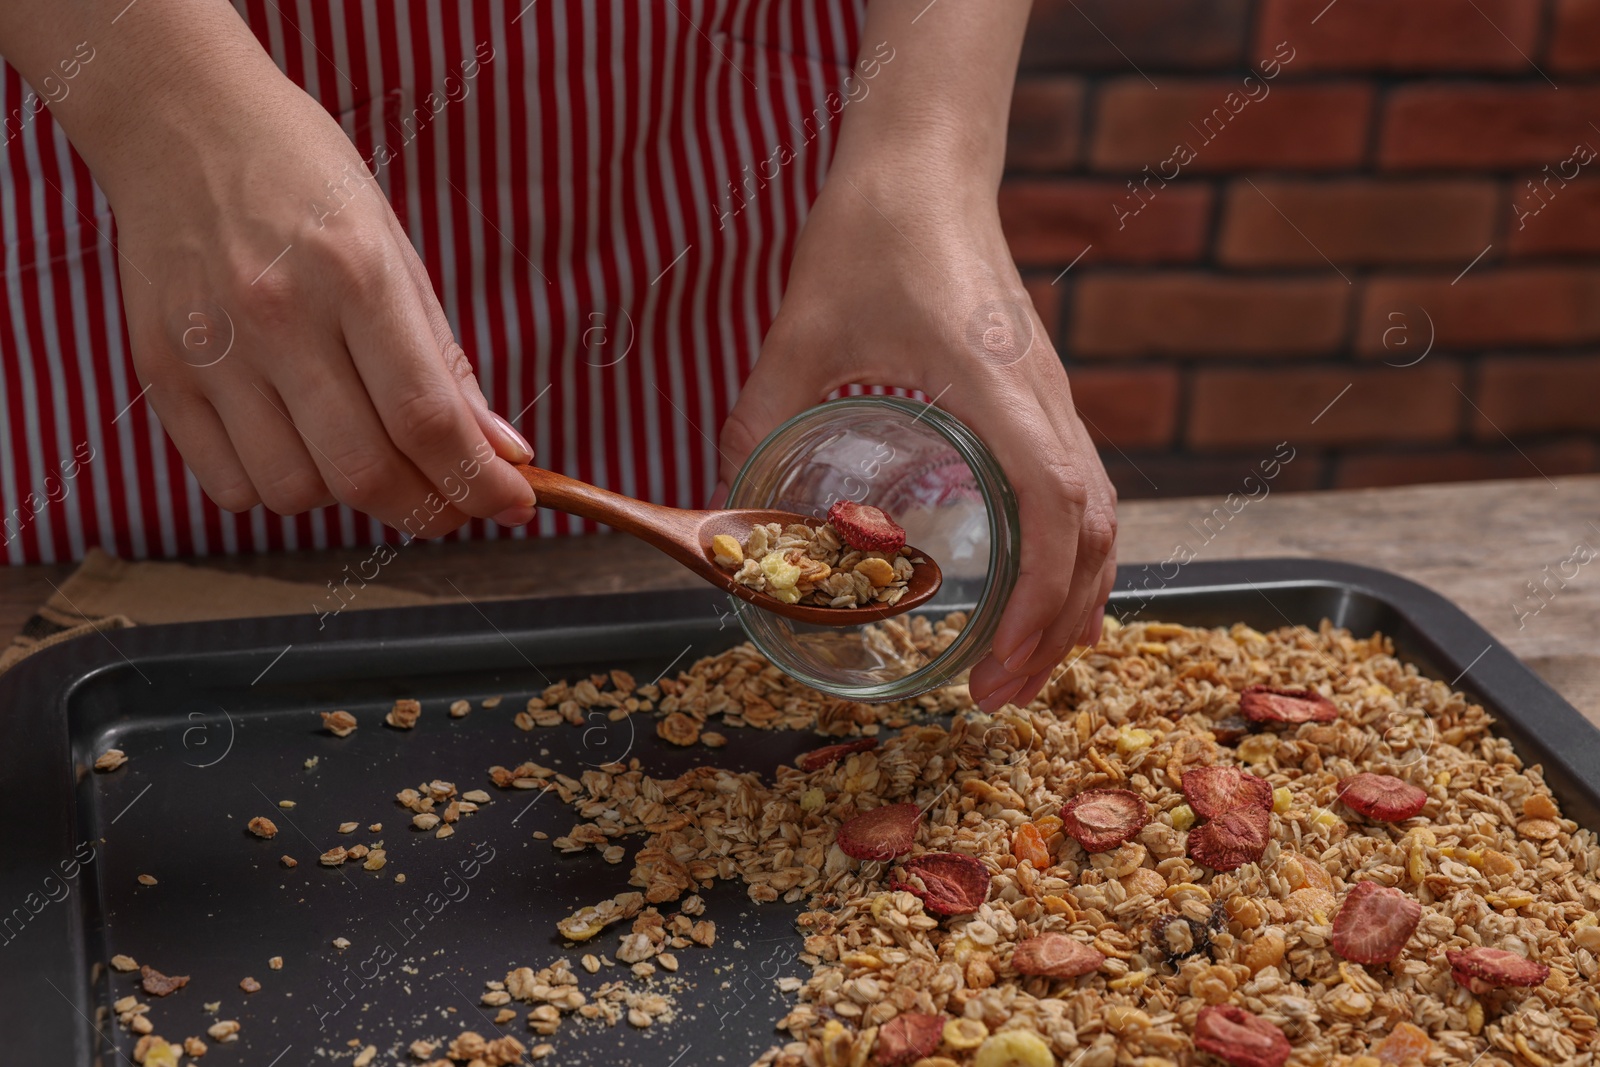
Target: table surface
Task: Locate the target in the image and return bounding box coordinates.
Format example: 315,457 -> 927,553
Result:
5,475 -> 1597,721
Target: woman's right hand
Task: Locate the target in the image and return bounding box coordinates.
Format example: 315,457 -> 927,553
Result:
67,10 -> 536,537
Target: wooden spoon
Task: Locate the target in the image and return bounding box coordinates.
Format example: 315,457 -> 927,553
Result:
515,465 -> 942,625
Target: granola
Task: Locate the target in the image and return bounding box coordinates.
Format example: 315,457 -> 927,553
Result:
480,615 -> 1597,1067
713,519 -> 918,608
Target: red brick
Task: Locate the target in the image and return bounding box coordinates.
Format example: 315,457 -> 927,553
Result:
1070,275 -> 1350,358
1007,79 -> 1084,171
1218,179 -> 1499,266
1357,269 -> 1600,354
1334,441 -> 1598,489
1101,452 -> 1325,500
1187,363 -> 1462,449
1067,367 -> 1181,449
1256,0 -> 1540,72
1472,354 -> 1600,436
999,181 -> 1211,266
1022,0 -> 1249,71
1550,0 -> 1600,73
1091,80 -> 1373,172
1380,86 -> 1600,170
1023,275 -> 1063,345
1506,178 -> 1600,257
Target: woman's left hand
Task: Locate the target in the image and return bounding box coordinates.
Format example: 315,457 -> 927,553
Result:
715,166 -> 1118,713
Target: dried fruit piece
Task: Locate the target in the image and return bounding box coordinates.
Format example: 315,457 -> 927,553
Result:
140,966 -> 190,997
836,803 -> 921,862
1152,903 -> 1227,962
892,852 -> 990,916
1192,1005 -> 1291,1067
1446,947 -> 1550,991
1060,788 -> 1149,852
320,710 -> 357,737
1182,767 -> 1273,820
1209,715 -> 1254,745
247,817 -> 278,839
1330,882 -> 1420,965
972,1029 -> 1053,1067
1010,933 -> 1104,979
1239,685 -> 1338,725
874,1012 -> 945,1065
796,737 -> 877,772
1187,807 -> 1272,872
1374,1021 -> 1435,1065
710,533 -> 744,568
1010,822 -> 1051,868
1338,773 -> 1427,822
827,499 -> 906,553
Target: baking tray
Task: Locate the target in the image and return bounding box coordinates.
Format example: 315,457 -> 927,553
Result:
3,558 -> 1597,1064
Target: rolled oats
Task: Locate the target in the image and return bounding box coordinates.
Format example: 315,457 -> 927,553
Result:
320,710 -> 357,737
386,699 -> 421,729
93,748 -> 127,772
714,520 -> 917,608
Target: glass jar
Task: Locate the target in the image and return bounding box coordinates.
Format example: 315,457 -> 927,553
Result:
724,396 -> 1020,700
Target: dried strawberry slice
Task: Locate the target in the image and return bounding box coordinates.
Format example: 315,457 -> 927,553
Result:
1060,788 -> 1149,853
874,1012 -> 945,1065
827,500 -> 907,554
1011,933 -> 1105,979
1186,806 -> 1272,872
140,965 -> 191,997
1182,766 -> 1273,820
1330,881 -> 1420,965
1193,1005 -> 1291,1067
797,737 -> 877,772
1337,773 -> 1427,822
1446,947 -> 1550,989
1239,685 -> 1338,725
892,852 -> 990,916
837,803 -> 921,861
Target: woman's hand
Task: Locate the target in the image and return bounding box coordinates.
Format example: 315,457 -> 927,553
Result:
21,2 -> 536,537
716,172 -> 1118,712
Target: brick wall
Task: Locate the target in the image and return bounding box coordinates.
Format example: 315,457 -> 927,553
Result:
1006,0 -> 1600,498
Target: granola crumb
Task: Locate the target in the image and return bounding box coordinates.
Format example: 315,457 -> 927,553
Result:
238,977 -> 260,993
395,874 -> 406,884
279,855 -> 297,868
352,1044 -> 377,1067
94,748 -> 128,772
715,518 -> 915,608
332,937 -> 350,950
136,874 -> 157,886
320,710 -> 357,737
337,821 -> 359,834
246,816 -> 278,839
319,846 -> 347,866
450,699 -> 472,718
303,756 -> 318,770
205,1020 -> 239,1043
277,799 -> 296,809
386,698 -> 421,729
268,956 -> 283,970
408,1040 -> 436,1059
482,695 -> 503,709
183,1036 -> 206,1057
139,966 -> 189,997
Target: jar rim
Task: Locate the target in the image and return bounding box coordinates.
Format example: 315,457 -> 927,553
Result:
726,395 -> 1020,700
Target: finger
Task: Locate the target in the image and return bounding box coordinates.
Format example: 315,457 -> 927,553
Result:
952,391 -> 1085,705
269,344 -> 473,540
393,237 -> 533,467
148,384 -> 260,513
716,328 -> 833,506
209,378 -> 335,515
1075,549 -> 1117,647
342,271 -> 534,521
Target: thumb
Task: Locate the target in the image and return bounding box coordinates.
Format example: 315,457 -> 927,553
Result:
714,340 -> 828,507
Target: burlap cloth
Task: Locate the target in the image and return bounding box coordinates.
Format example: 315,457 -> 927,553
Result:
0,548 -> 444,675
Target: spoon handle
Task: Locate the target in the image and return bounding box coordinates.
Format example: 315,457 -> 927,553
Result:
514,465 -> 689,542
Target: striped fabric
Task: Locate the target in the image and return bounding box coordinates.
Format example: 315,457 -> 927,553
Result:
0,0 -> 865,563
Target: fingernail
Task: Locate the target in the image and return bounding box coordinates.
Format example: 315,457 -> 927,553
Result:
493,505 -> 536,527
1002,629 -> 1044,673
1084,605 -> 1106,648
491,413 -> 533,463
978,676 -> 1027,714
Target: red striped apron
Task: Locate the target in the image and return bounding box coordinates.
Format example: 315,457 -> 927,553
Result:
0,0 -> 865,563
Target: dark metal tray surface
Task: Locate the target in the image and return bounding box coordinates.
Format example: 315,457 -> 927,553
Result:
1,558 -> 1595,1065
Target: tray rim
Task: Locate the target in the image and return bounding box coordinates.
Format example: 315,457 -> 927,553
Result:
3,556 -> 1597,1063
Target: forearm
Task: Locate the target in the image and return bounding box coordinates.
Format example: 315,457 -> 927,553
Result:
0,0 -> 287,208
832,0 -> 1031,199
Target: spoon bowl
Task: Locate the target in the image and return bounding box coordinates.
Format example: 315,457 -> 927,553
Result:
516,466 -> 943,625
